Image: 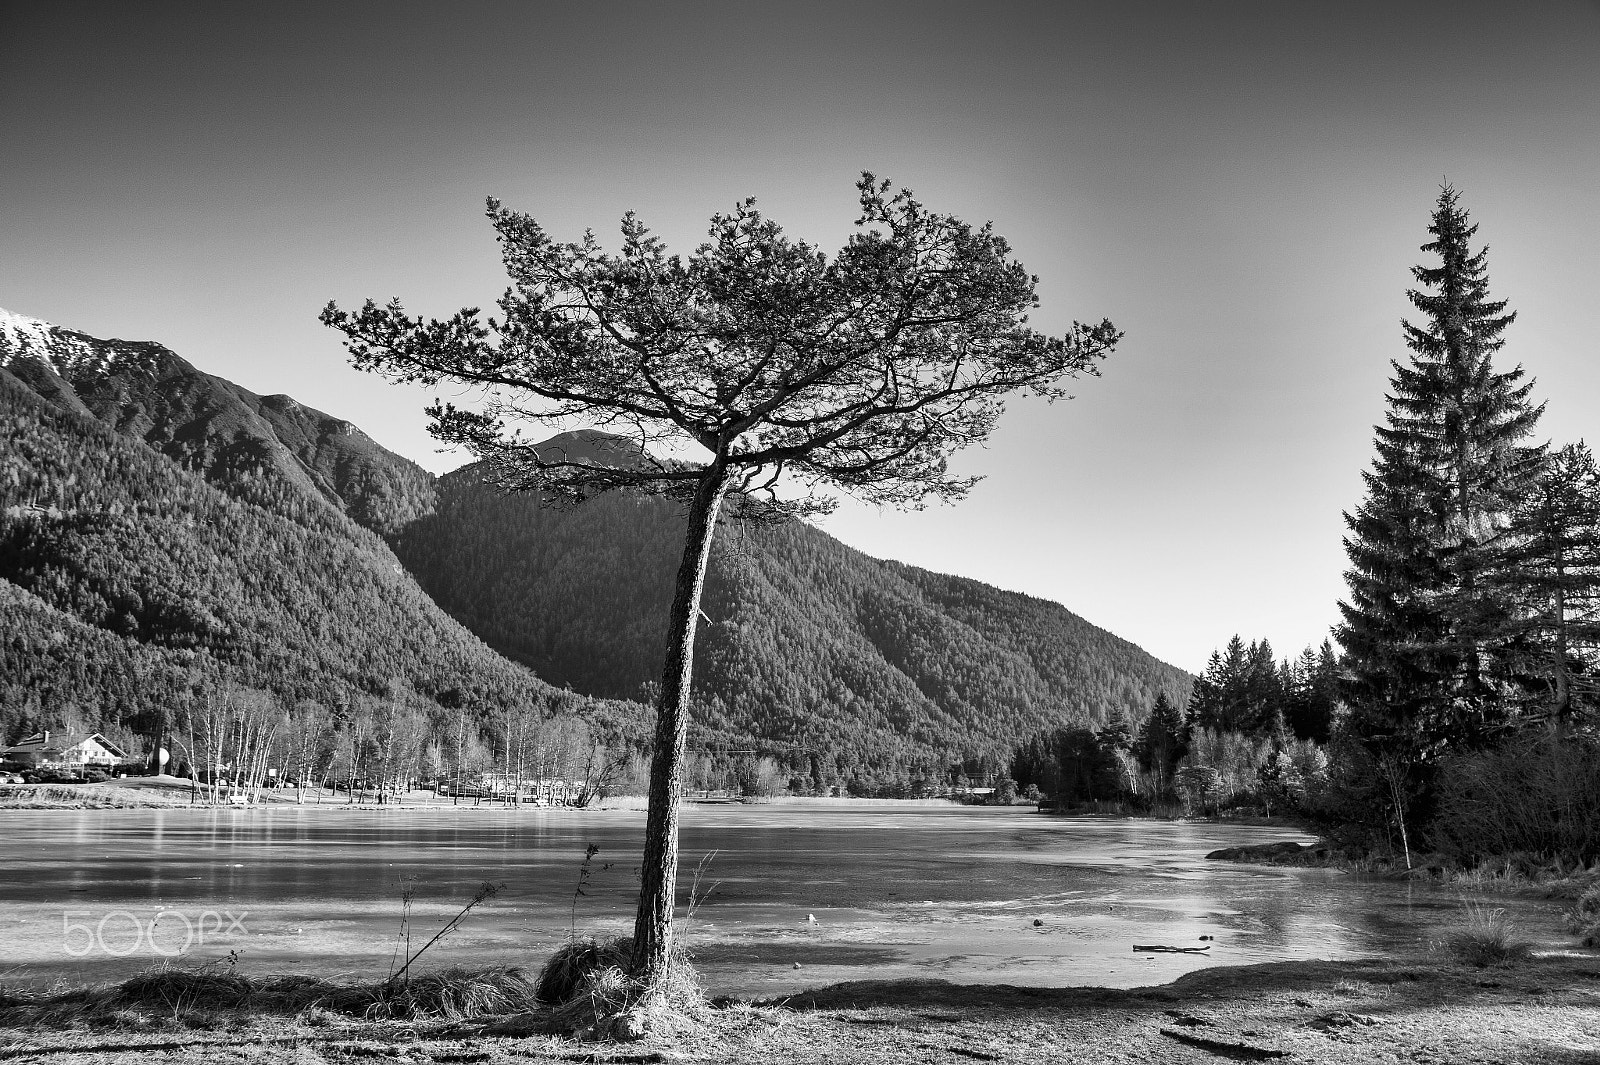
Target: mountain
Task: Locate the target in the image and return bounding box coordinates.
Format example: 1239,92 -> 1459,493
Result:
0,309 -> 433,535
393,458 -> 1193,780
1,308 -> 1189,785
0,310 -> 624,753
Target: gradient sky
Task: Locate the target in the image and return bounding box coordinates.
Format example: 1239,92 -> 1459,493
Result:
4,1 -> 1598,673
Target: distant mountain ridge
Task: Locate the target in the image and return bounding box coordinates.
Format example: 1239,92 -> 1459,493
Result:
0,308 -> 434,534
1,308 -> 1190,777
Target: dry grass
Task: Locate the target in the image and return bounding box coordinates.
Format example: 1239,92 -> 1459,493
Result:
1439,900 -> 1534,967
0,942 -> 709,1039
0,962 -> 540,1028
535,936 -> 632,1005
372,967 -> 539,1020
1448,859 -> 1532,890
1565,881 -> 1600,947
1539,866 -> 1600,900
536,935 -> 704,1040
0,784 -> 187,809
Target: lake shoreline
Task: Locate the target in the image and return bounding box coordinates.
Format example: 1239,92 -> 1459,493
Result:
0,781 -> 984,812
3,951 -> 1596,1063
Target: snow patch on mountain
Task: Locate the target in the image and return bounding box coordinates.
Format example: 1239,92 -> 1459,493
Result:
0,307 -> 162,379
0,308 -> 63,371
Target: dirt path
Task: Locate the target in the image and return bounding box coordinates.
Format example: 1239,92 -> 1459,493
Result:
3,954 -> 1597,1064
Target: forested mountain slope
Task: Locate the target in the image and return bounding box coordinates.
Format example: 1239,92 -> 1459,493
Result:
394,461 -> 1192,778
0,360 -> 599,748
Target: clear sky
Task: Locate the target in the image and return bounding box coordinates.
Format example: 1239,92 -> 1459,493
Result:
4,1 -> 1598,673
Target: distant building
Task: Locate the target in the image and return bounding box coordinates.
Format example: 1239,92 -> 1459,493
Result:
442,771 -> 581,804
0,730 -> 130,771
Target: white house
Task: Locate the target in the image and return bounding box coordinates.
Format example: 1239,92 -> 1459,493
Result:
0,730 -> 130,771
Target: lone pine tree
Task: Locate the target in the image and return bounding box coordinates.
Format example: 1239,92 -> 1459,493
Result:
322,174 -> 1120,991
1338,186 -> 1545,772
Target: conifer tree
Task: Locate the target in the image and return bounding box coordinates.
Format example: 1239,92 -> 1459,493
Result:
1505,442 -> 1600,720
1216,635 -> 1251,730
1338,186 -> 1545,766
1284,642 -> 1338,742
1186,649 -> 1225,728
1097,704 -> 1133,754
1188,636 -> 1281,736
1137,692 -> 1187,796
1242,638 -> 1283,734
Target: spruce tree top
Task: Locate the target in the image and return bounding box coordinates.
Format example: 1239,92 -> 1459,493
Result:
1381,185 -> 1544,537
1338,185 -> 1546,750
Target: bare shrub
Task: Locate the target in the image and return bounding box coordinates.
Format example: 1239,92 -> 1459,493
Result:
1429,731 -> 1600,866
735,756 -> 787,800
1178,729 -> 1271,814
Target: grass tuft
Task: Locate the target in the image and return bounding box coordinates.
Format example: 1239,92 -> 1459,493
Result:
537,936 -> 704,1039
372,966 -> 539,1020
1440,901 -> 1534,967
116,967 -> 254,1009
536,936 -> 633,1005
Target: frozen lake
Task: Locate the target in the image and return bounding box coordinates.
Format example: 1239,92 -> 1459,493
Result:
0,803 -> 1560,994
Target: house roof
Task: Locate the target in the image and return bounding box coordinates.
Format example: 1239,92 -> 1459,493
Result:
1,731 -> 130,759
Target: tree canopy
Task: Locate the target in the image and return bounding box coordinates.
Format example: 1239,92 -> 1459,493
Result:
322,174 -> 1119,514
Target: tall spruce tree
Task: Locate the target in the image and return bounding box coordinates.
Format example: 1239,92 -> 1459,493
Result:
1338,186 -> 1545,768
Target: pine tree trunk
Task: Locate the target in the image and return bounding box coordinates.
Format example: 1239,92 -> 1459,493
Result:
629,465 -> 730,983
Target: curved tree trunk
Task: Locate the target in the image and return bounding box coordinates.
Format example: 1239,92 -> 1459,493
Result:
630,465 -> 730,983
